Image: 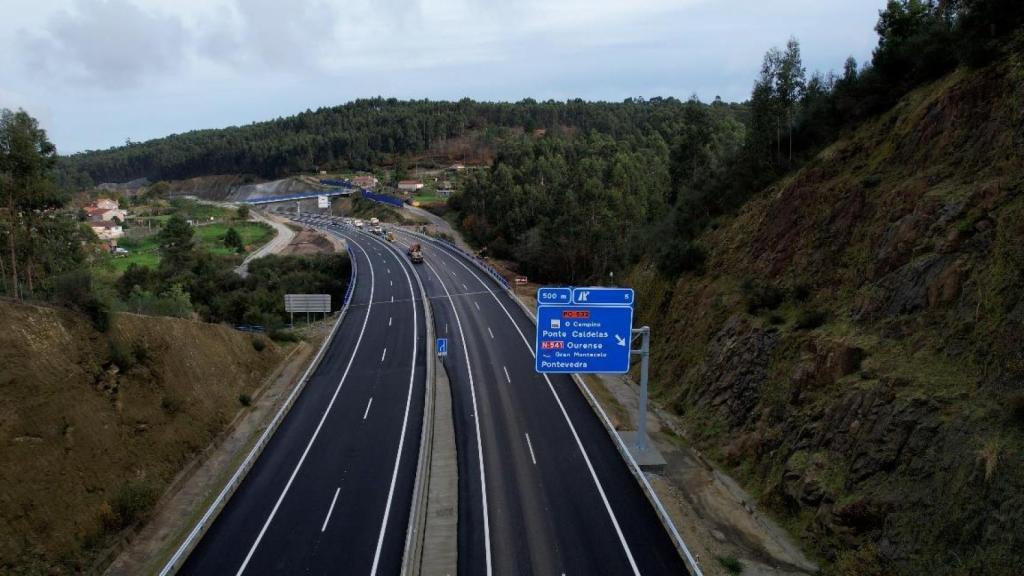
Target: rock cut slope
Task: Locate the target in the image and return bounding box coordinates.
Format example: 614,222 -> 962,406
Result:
632,54 -> 1024,574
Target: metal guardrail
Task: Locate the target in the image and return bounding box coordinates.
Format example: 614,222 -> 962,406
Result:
425,235 -> 512,290
158,238 -> 358,575
404,229 -> 704,576
301,216 -> 436,576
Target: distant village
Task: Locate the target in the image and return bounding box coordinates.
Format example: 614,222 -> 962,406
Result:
83,197 -> 127,248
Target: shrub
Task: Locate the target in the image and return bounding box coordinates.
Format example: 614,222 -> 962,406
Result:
742,279 -> 785,313
717,556 -> 743,575
1009,393 -> 1024,429
238,393 -> 252,407
252,337 -> 266,352
54,268 -> 111,332
795,308 -> 827,330
269,328 -> 301,342
112,481 -> 157,528
791,283 -> 812,302
108,338 -> 136,370
160,395 -> 181,415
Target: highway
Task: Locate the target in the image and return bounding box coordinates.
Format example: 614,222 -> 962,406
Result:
294,215 -> 693,576
391,229 -> 691,576
177,223 -> 426,575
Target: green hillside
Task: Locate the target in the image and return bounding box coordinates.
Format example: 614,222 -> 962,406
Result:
631,54 -> 1024,575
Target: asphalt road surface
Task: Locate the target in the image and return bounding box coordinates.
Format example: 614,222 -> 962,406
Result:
299,215 -> 692,576
179,223 -> 426,576
386,228 -> 691,576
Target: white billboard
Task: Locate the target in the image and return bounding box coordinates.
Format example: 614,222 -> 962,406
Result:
317,195 -> 329,209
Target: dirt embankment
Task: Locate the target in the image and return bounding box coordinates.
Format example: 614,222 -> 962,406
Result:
0,301 -> 287,574
634,57 -> 1024,574
280,228 -> 340,256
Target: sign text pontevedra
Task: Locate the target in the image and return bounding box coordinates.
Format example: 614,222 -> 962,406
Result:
535,287 -> 634,374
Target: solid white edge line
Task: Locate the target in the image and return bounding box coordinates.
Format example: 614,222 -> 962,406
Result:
423,231 -> 705,576
321,488 -> 341,533
420,257 -> 494,576
415,234 -> 641,576
525,433 -> 537,465
234,235 -> 377,575
159,236 -> 359,576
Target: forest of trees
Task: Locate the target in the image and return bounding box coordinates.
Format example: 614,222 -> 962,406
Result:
2,109 -> 349,333
49,0 -> 1024,287
450,0 -> 1024,281
58,97 -> 747,187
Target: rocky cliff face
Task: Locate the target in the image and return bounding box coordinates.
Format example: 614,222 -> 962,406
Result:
634,55 -> 1024,575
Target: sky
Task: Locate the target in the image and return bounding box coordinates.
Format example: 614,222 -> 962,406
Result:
0,0 -> 887,154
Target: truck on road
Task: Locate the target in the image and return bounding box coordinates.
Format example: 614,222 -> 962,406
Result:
407,243 -> 424,263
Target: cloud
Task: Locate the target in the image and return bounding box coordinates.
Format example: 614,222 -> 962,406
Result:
196,0 -> 344,73
20,0 -> 189,89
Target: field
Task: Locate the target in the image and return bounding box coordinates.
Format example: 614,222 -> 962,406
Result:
193,222 -> 274,256
107,210 -> 274,272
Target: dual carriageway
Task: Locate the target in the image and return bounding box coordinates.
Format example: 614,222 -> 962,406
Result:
170,213 -> 699,576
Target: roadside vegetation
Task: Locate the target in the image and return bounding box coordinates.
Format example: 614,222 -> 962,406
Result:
107,198 -> 271,272
450,0 -> 1024,283
11,1 -> 1022,574
1,114 -> 347,338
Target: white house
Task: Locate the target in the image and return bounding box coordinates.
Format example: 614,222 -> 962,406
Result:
353,175 -> 379,189
84,199 -> 127,223
90,221 -> 124,241
398,180 -> 424,192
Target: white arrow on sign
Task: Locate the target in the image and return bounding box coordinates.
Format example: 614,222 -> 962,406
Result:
615,334 -> 626,347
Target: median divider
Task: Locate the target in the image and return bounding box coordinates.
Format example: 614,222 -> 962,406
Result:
158,239 -> 358,576
405,228 -> 704,576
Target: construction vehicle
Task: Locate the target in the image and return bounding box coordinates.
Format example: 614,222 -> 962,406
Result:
407,242 -> 424,263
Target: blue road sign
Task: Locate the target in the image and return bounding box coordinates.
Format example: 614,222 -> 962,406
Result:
436,338 -> 448,357
535,287 -> 634,374
572,287 -> 634,306
537,287 -> 572,305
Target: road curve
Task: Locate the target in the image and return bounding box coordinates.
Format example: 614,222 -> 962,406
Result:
235,210 -> 296,277
179,222 -> 426,575
392,227 -> 692,576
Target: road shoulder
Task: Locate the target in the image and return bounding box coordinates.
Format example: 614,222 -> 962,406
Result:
585,372 -> 819,576
104,323 -> 332,575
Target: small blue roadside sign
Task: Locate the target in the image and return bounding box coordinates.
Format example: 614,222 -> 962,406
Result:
535,286 -> 634,374
537,287 -> 572,305
436,338 -> 448,357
